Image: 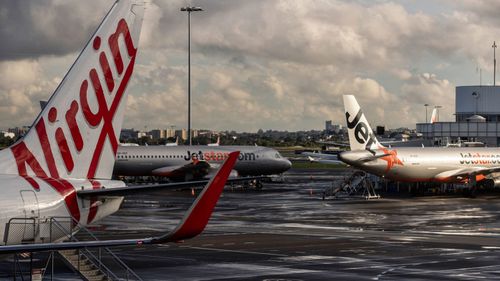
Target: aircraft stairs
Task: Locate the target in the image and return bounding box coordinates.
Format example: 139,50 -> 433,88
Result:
3,217 -> 143,281
323,170 -> 380,200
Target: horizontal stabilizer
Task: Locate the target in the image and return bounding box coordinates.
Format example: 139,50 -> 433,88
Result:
358,153 -> 392,162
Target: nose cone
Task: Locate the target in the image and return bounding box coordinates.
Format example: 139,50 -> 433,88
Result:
274,157 -> 292,173
282,158 -> 292,171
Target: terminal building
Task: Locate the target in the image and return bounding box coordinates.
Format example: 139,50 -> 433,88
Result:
417,86 -> 500,147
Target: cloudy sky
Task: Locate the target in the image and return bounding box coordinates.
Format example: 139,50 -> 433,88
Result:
1,0 -> 499,132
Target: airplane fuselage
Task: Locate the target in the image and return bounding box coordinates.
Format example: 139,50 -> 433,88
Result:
340,147 -> 500,183
113,145 -> 292,178
0,175 -> 126,246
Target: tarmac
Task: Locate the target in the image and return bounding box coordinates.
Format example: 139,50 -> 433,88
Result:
3,168 -> 500,280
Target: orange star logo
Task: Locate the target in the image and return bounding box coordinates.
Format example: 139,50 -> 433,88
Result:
379,147 -> 404,173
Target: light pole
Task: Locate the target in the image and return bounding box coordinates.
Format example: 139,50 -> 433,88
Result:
181,6 -> 203,146
424,104 -> 429,123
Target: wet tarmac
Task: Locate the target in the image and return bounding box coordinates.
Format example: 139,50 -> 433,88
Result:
4,168 -> 500,280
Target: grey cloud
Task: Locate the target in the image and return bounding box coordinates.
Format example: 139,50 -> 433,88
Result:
2,0 -> 499,131
0,0 -> 112,60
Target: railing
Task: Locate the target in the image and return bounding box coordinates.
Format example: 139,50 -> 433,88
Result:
3,217 -> 37,245
50,217 -> 143,281
2,216 -> 143,281
323,171 -> 379,199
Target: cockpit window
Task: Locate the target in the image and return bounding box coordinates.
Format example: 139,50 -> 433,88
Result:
275,153 -> 281,159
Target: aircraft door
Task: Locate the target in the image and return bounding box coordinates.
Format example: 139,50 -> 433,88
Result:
20,190 -> 40,242
21,190 -> 40,219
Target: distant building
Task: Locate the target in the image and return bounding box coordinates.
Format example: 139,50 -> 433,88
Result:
166,128 -> 176,138
325,120 -> 342,133
8,126 -> 29,137
175,129 -> 188,141
325,120 -> 332,132
376,126 -> 385,136
120,128 -> 138,141
150,129 -> 166,140
417,86 -> 500,146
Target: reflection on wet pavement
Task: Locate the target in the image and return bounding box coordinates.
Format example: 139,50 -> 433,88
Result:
8,168 -> 500,280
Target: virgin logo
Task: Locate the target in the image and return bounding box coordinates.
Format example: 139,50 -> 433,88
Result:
9,19 -> 137,222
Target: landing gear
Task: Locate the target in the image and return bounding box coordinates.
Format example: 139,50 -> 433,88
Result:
241,179 -> 263,190
255,180 -> 263,190
463,175 -> 478,198
462,187 -> 477,198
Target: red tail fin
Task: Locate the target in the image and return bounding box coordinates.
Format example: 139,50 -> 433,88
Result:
154,151 -> 240,242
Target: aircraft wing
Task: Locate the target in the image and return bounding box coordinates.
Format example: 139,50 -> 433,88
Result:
358,153 -> 392,162
0,152 -> 240,254
316,140 -> 349,147
307,156 -> 344,165
150,161 -> 212,179
435,166 -> 500,181
76,176 -> 267,197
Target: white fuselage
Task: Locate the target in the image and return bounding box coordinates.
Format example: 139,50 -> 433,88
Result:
340,147 -> 500,183
113,145 -> 292,178
0,175 -> 125,245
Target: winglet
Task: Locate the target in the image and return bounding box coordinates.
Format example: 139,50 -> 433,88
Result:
152,151 -> 240,243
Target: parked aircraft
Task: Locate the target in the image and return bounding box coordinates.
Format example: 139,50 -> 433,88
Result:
302,151 -> 343,164
0,0 -> 238,253
113,145 -> 292,181
339,95 -> 500,189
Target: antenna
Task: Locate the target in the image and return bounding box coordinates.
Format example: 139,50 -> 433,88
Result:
493,41 -> 497,86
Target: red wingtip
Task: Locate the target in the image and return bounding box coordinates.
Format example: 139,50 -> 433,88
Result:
158,151 -> 240,242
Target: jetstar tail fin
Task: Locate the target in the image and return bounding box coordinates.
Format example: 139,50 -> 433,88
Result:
343,95 -> 383,151
0,0 -> 145,181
